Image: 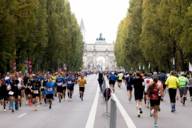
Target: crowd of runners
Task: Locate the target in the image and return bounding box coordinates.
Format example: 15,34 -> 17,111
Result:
1,69 -> 192,128
97,70 -> 192,128
0,71 -> 87,112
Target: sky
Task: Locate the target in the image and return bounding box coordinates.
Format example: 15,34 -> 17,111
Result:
69,0 -> 129,43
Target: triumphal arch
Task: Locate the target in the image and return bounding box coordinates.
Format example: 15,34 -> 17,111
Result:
83,34 -> 116,71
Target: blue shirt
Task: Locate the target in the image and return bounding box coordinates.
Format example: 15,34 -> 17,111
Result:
109,74 -> 117,81
45,82 -> 55,94
66,75 -> 75,87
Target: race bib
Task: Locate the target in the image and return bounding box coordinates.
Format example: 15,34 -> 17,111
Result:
57,82 -> 63,86
34,90 -> 39,94
47,88 -> 53,91
8,91 -> 14,95
67,81 -> 72,84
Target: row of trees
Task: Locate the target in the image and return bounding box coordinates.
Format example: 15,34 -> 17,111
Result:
0,0 -> 83,73
115,0 -> 192,72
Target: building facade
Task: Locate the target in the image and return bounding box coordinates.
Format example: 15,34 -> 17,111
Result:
83,36 -> 116,71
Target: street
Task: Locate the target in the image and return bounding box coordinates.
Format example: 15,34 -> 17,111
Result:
0,75 -> 192,128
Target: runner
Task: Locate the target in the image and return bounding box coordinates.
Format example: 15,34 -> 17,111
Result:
147,77 -> 164,128
97,72 -> 104,92
108,72 -> 117,92
178,73 -> 189,106
144,73 -> 153,108
45,79 -> 55,109
77,74 -> 87,101
56,74 -> 65,102
31,76 -> 41,111
125,72 -> 134,101
8,75 -> 19,112
165,71 -> 179,112
117,72 -> 124,88
133,72 -> 144,117
0,79 -> 8,112
158,71 -> 167,101
66,73 -> 76,100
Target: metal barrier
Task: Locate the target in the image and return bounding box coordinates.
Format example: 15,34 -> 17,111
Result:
110,98 -> 117,128
103,76 -> 136,128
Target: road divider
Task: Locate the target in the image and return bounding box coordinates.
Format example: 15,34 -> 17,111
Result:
105,76 -> 136,128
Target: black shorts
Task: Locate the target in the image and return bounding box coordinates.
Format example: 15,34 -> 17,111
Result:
57,86 -> 63,93
32,93 -> 40,98
25,88 -> 31,95
109,80 -> 115,86
150,99 -> 160,107
62,86 -> 67,91
127,86 -> 132,91
117,80 -> 122,83
0,93 -> 8,100
46,94 -> 53,99
67,85 -> 74,91
79,87 -> 85,92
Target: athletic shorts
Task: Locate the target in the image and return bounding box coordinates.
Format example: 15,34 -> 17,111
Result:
67,85 -> 74,91
32,94 -> 40,98
79,87 -> 85,92
62,86 -> 67,91
57,86 -> 63,93
127,86 -> 133,91
46,94 -> 53,99
117,80 -> 122,83
150,99 -> 160,107
109,80 -> 115,86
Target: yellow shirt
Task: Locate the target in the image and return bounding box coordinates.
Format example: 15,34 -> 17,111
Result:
78,78 -> 87,87
165,75 -> 179,89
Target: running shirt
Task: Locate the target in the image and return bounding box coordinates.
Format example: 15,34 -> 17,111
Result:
31,81 -> 40,95
45,82 -> 55,95
148,80 -> 163,100
56,76 -> 65,87
5,76 -> 11,85
178,76 -> 188,88
77,78 -> 87,87
125,75 -> 134,87
66,75 -> 75,87
109,73 -> 117,81
117,73 -> 124,81
165,75 -> 179,89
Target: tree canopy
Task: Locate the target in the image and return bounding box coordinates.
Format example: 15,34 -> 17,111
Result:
115,0 -> 192,72
0,0 -> 83,73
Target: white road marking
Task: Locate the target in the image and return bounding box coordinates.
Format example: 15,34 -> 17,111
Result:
111,94 -> 136,128
85,85 -> 99,128
17,113 -> 27,118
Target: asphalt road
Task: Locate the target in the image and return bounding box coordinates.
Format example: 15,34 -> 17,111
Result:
1,75 -> 192,128
114,81 -> 192,128
0,75 -> 98,128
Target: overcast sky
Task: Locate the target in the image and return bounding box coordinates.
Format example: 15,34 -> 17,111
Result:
69,0 -> 129,43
